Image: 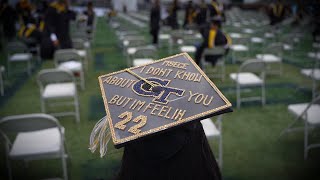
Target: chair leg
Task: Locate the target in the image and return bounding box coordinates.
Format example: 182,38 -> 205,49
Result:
304,121 -> 309,160
6,155 -> 12,180
74,96 -> 80,123
41,98 -> 46,113
27,60 -> 31,76
80,72 -> 85,90
262,83 -> 266,106
219,134 -> 223,168
237,84 -> 241,108
61,151 -> 68,180
0,76 -> 4,96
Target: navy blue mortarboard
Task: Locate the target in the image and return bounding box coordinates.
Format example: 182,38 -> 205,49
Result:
89,53 -> 232,157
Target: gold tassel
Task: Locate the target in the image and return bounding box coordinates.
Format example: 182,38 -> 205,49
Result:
89,116 -> 111,157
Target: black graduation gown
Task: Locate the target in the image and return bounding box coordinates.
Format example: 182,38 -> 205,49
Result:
183,4 -> 195,28
0,4 -> 17,40
168,3 -> 178,29
197,4 -> 208,25
45,4 -> 75,49
116,121 -> 222,180
150,5 -> 160,44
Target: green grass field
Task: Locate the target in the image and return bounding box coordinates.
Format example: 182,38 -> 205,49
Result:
0,16 -> 319,180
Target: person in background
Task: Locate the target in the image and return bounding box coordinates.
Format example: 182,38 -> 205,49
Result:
194,17 -> 231,67
0,0 -> 17,41
167,0 -> 179,29
84,1 -> 95,33
107,6 -> 117,23
16,0 -> 34,25
183,0 -> 196,29
150,0 -> 161,45
208,0 -> 223,20
45,0 -> 75,49
196,0 -> 208,36
268,0 -> 286,26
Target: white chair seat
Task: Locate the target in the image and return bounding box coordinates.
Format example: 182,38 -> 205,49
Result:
233,22 -> 241,27
10,128 -> 61,159
251,37 -> 264,43
43,82 -> 76,99
243,28 -> 254,34
288,103 -> 320,125
230,44 -> 248,51
123,40 -> 129,46
201,118 -> 220,137
127,47 -> 137,55
312,43 -> 320,48
159,34 -> 170,40
9,53 -> 32,62
77,50 -> 87,57
308,52 -> 320,59
230,72 -> 263,86
301,69 -> 320,81
58,61 -> 82,72
180,46 -> 196,53
195,33 -> 202,38
283,44 -> 292,50
256,54 -> 281,62
177,39 -> 183,45
230,33 -> 242,38
133,58 -> 154,67
264,33 -> 275,38
0,66 -> 5,72
84,41 -> 90,48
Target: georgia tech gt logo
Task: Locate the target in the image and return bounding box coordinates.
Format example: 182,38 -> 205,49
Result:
132,77 -> 185,104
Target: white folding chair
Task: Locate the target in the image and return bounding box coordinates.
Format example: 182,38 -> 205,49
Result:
300,59 -> 320,99
201,116 -> 223,167
256,43 -> 283,75
179,34 -> 202,55
37,69 -> 80,123
280,95 -> 320,159
230,59 -> 266,108
0,113 -> 68,180
0,66 -> 5,96
72,38 -> 90,71
54,49 -> 85,90
131,46 -> 157,67
230,36 -> 249,64
6,41 -> 33,76
200,46 -> 227,81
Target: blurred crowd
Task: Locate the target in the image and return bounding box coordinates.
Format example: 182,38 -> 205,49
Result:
0,0 -> 94,59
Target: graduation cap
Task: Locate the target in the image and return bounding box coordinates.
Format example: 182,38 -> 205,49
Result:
89,53 -> 232,157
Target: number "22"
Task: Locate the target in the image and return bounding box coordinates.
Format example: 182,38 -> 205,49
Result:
114,111 -> 147,134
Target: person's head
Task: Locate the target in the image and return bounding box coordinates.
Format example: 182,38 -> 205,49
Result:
210,16 -> 222,29
154,0 -> 160,6
87,1 -> 93,8
188,0 -> 192,6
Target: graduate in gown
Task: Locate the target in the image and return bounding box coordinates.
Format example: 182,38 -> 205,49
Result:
45,0 -> 75,49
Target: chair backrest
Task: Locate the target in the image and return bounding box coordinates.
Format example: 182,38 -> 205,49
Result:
6,41 -> 29,55
54,49 -> 82,66
37,69 -> 75,87
126,38 -> 146,48
264,42 -> 283,56
239,59 -> 266,74
203,46 -> 226,56
233,36 -> 248,45
133,46 -> 157,59
72,38 -> 86,49
0,113 -> 61,134
182,34 -> 201,46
